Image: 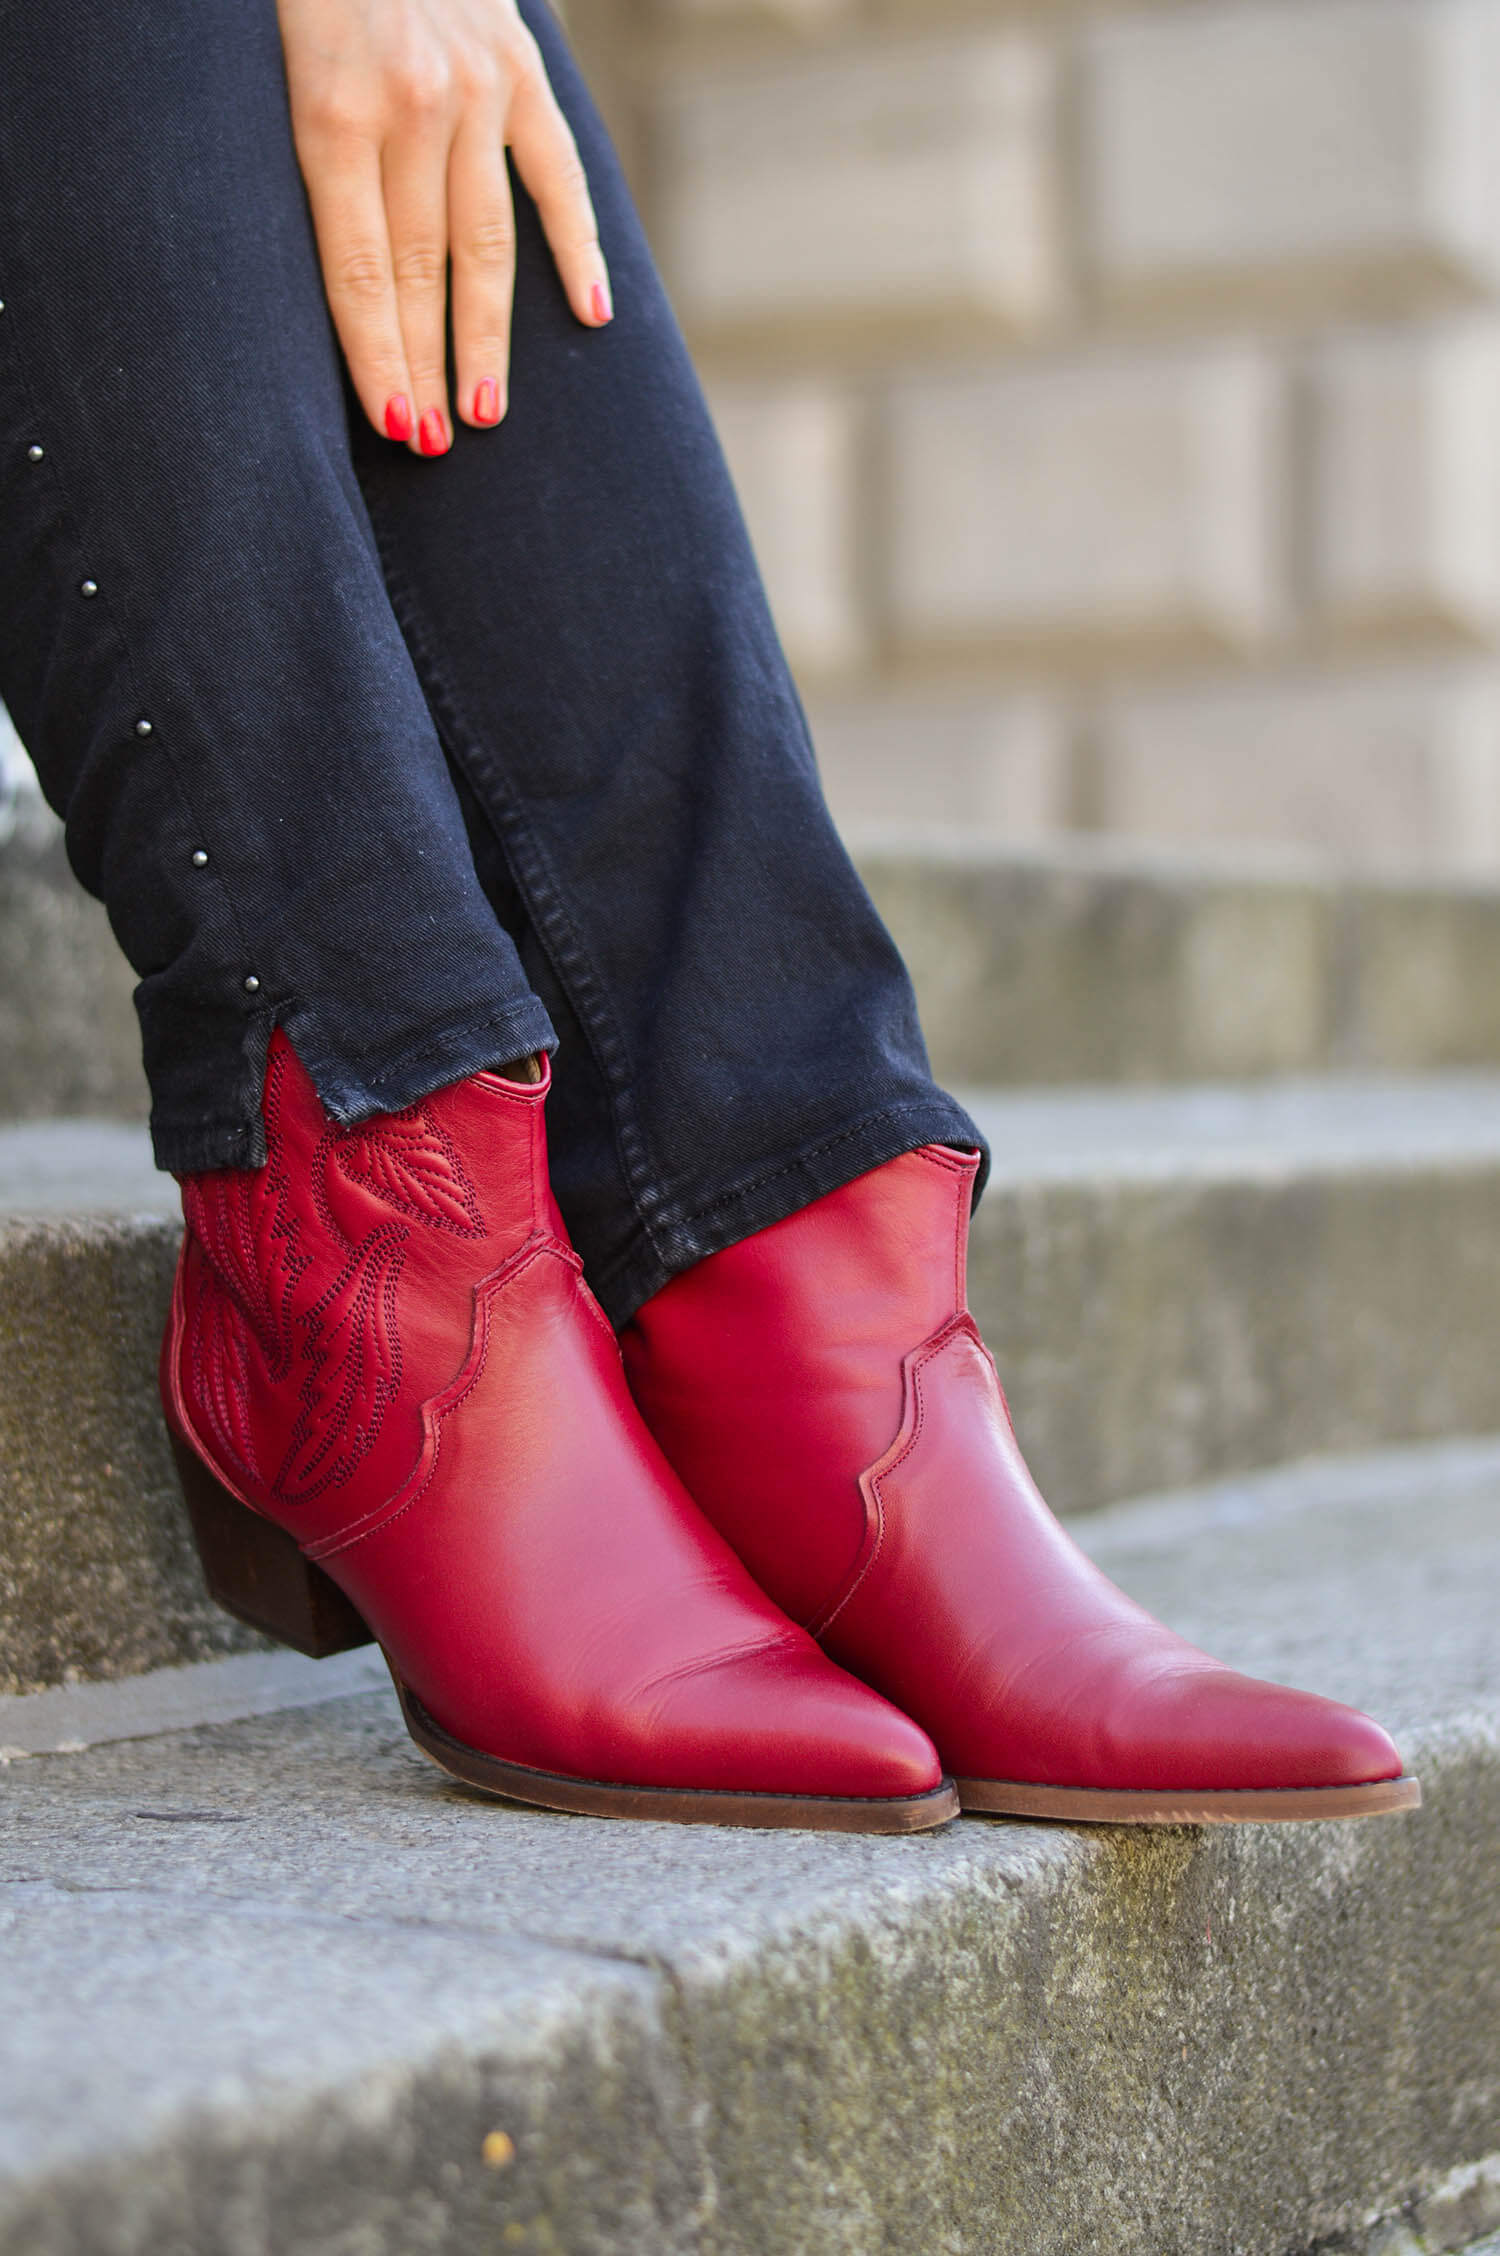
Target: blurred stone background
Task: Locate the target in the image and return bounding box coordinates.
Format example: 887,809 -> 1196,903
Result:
9,0 -> 1500,881
563,0 -> 1500,873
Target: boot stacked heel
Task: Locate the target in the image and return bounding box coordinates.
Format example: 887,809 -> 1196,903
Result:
169,1434 -> 374,1659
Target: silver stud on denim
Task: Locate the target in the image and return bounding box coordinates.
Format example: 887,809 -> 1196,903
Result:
192,849 -> 209,868
135,719 -> 152,737
27,445 -> 43,462
79,579 -> 98,598
243,974 -> 260,993
0,301 -> 7,314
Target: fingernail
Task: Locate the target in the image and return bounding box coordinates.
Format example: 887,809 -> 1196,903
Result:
474,378 -> 501,426
418,407 -> 449,457
591,281 -> 613,325
384,394 -> 413,442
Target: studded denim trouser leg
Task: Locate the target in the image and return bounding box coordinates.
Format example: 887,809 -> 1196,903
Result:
0,0 -> 556,1172
0,0 -> 983,1320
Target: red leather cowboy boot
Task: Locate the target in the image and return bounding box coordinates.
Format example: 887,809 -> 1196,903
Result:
622,1146 -> 1420,1825
161,1034 -> 955,1832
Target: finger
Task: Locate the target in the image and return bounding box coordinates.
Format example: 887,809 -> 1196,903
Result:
297,128 -> 417,444
506,53 -> 612,330
449,115 -> 516,428
381,100 -> 455,455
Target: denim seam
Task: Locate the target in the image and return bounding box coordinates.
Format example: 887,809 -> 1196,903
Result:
361,506 -> 675,1270
686,1096 -> 979,1220
150,1003 -> 551,1143
355,1002 -> 556,1094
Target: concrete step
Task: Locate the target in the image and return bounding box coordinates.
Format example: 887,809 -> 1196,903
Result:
0,1124 -> 255,1700
964,1073 -> 1500,1514
5,1075 -> 1500,1693
861,834 -> 1500,1087
10,822 -> 1500,1119
0,1439 -> 1496,2256
0,834 -> 146,1124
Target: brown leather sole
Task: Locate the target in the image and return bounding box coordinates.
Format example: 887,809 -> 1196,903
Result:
958,1775 -> 1422,1825
396,1680 -> 962,1833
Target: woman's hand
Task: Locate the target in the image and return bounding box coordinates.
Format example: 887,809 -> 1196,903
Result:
275,0 -> 612,455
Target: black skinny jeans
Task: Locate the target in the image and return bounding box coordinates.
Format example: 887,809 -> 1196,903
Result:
0,0 -> 984,1325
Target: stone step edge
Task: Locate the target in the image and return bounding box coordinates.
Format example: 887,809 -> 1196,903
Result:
3,1711 -> 1495,2256
0,1646 -> 389,1763
853,827 -> 1500,896
13,822 -> 1500,1125
858,843 -> 1500,1085
1,1438 -> 1496,2256
12,1072 -> 1500,1220
3,1431 -> 1499,1753
7,1124 -> 1500,1694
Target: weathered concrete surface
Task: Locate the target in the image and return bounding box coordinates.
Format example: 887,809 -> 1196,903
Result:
965,1077 -> 1500,1512
860,836 -> 1500,1086
0,1213 -> 268,1694
0,1445 -> 1495,2256
5,1081 -> 1500,1688
0,835 -> 147,1123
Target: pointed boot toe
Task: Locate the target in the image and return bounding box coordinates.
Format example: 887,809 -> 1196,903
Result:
955,1647 -> 1415,1822
624,1146 -> 1421,1829
644,1638 -> 950,1810
164,1036 -> 958,1835
1119,1668 -> 1407,1795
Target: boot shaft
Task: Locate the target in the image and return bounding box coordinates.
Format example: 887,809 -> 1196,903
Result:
164,1033 -> 565,1547
622,1143 -> 982,1628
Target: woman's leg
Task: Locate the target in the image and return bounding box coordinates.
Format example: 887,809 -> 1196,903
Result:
0,0 -> 957,1829
339,14 -> 1406,1829
0,0 -> 554,1173
339,6 -> 1413,1828
344,0 -> 984,1326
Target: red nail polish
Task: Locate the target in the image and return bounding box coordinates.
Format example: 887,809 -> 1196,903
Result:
384,394 -> 413,442
474,378 -> 500,426
418,407 -> 448,457
591,281 -> 613,325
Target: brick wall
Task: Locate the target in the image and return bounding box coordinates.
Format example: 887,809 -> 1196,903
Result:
571,0 -> 1500,870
